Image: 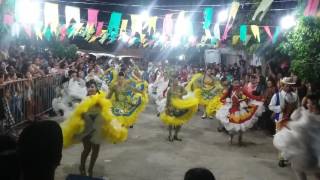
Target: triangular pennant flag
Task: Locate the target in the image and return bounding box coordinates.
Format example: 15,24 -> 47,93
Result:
304,0 -> 320,16
131,14 -> 143,35
85,24 -> 95,41
99,30 -> 108,44
205,29 -> 212,39
203,8 -> 213,30
34,22 -> 43,40
67,24 -> 76,38
240,25 -> 247,42
108,12 -> 122,42
213,23 -> 220,40
232,35 -> 240,45
60,25 -> 67,41
244,35 -> 252,45
120,19 -> 128,33
89,35 -> 98,43
88,9 -> 99,26
43,25 -> 52,41
23,24 -> 32,38
222,2 -> 240,40
74,23 -> 84,37
148,16 -> 158,33
96,22 -> 104,36
65,6 -> 80,26
272,26 -> 280,44
251,25 -> 260,42
252,0 -> 274,21
163,14 -> 173,36
3,14 -> 14,25
263,26 -> 273,40
44,3 -> 59,33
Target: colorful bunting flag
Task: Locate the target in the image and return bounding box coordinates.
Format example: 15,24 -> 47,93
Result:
304,0 -> 320,16
85,24 -> 95,41
264,26 -> 273,40
163,14 -> 173,36
3,14 -> 14,25
99,30 -> 108,44
252,0 -> 274,21
148,16 -> 158,33
23,24 -> 32,38
11,23 -> 20,37
205,29 -> 212,40
240,25 -> 247,43
96,22 -> 104,36
213,23 -> 220,40
44,2 -> 59,32
120,19 -> 128,33
203,8 -> 213,30
74,23 -> 84,37
65,6 -> 80,26
108,12 -> 122,42
60,25 -> 67,41
34,22 -> 43,40
272,26 -> 280,44
67,24 -> 76,38
131,14 -> 143,35
244,35 -> 251,45
251,25 -> 260,42
43,25 -> 52,41
222,2 -> 240,40
87,9 -> 99,26
232,35 -> 240,45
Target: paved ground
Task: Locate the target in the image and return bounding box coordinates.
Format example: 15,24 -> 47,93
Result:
55,103 -> 304,180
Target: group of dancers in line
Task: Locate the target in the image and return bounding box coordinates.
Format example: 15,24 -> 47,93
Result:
51,60 -> 320,179
149,66 -> 266,144
149,65 -> 320,180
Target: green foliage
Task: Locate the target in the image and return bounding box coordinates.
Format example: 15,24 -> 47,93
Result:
49,40 -> 78,60
278,17 -> 320,83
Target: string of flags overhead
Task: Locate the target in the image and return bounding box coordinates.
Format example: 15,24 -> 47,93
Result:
1,0 -> 320,48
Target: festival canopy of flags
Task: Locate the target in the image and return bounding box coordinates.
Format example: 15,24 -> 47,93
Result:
1,0 -> 320,48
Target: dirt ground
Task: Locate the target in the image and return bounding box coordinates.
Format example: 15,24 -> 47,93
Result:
55,104 -> 307,180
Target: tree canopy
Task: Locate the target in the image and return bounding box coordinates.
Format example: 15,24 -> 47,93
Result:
278,17 -> 320,83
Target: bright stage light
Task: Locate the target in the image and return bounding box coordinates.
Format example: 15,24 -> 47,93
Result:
15,0 -> 41,24
179,54 -> 185,61
141,10 -> 149,21
218,9 -> 228,23
159,35 -> 166,42
172,38 -> 180,47
121,33 -> 130,42
155,32 -> 161,38
188,36 -> 196,43
280,15 -> 296,29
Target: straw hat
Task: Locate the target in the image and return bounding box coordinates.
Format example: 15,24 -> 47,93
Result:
280,77 -> 296,85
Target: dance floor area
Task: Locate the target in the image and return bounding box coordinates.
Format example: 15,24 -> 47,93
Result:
55,103 -> 299,180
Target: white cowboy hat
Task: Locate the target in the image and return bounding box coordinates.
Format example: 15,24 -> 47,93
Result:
281,77 -> 296,85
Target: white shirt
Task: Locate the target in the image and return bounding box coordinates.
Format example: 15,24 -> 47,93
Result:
269,90 -> 298,121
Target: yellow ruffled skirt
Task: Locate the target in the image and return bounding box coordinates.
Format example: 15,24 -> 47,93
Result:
160,97 -> 199,126
61,92 -> 128,148
112,92 -> 148,127
206,94 -> 223,117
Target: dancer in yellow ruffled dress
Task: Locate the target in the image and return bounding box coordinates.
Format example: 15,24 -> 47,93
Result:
188,70 -> 223,119
61,80 -> 128,177
160,77 -> 199,141
206,78 -> 229,118
107,71 -> 147,127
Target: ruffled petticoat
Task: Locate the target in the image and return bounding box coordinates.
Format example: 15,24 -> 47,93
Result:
216,100 -> 258,133
248,99 -> 265,117
273,108 -> 320,173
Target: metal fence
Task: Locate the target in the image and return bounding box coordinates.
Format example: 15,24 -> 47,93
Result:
0,75 -> 63,134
